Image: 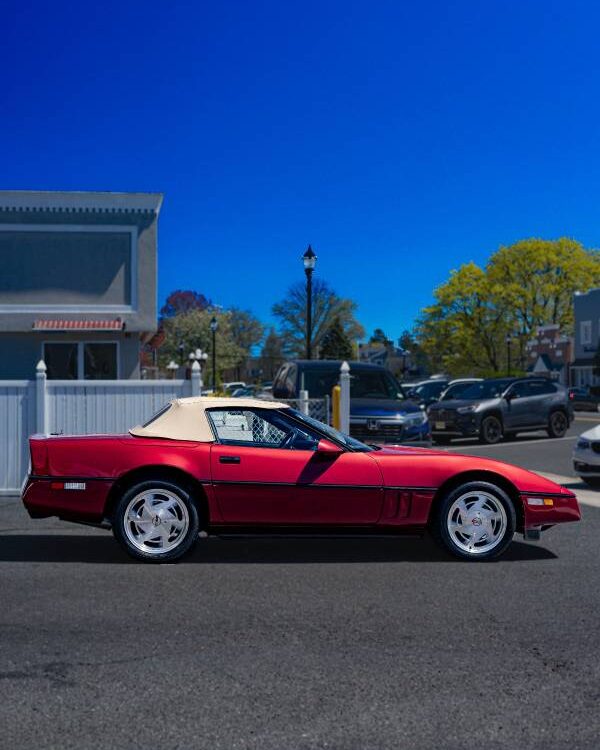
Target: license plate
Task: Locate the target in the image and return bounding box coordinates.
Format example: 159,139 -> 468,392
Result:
435,421 -> 446,430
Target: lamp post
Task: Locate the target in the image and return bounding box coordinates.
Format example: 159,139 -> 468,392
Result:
302,245 -> 317,359
210,316 -> 218,392
187,349 -> 208,390
505,334 -> 512,377
178,342 -> 184,365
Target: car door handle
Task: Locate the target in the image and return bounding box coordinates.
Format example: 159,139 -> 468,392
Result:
219,456 -> 241,464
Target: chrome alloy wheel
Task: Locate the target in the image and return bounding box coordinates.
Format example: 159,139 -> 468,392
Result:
124,489 -> 190,555
446,490 -> 507,555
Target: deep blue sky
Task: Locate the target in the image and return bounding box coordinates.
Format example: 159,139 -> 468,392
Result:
3,1 -> 600,342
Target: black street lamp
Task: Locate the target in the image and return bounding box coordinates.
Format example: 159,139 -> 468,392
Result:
302,245 -> 317,359
210,316 -> 218,391
505,333 -> 512,377
178,341 -> 185,365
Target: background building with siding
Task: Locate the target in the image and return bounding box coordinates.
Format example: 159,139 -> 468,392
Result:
0,190 -> 162,379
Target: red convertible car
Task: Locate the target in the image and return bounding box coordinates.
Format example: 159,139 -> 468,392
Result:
22,397 -> 581,562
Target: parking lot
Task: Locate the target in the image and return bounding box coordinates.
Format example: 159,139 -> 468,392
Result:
2,415 -> 600,749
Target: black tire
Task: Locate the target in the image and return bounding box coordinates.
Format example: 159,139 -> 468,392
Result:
479,415 -> 503,444
431,480 -> 516,561
547,410 -> 568,438
113,479 -> 200,563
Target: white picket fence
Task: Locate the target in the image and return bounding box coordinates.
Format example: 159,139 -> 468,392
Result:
0,360 -> 344,496
0,361 -> 201,496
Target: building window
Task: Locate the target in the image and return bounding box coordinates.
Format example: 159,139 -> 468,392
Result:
44,343 -> 78,379
84,343 -> 118,379
580,320 -> 592,346
44,342 -> 118,380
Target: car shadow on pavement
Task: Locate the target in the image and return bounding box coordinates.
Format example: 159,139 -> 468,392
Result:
0,534 -> 557,564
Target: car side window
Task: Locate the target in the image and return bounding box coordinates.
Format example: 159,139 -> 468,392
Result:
507,382 -> 529,399
208,409 -> 289,446
207,409 -> 319,450
528,380 -> 556,396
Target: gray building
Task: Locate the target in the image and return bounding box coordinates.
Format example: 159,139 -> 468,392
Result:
0,190 -> 162,379
571,288 -> 600,386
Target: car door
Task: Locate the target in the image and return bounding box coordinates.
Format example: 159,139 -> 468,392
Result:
208,407 -> 383,525
504,381 -> 535,428
527,380 -> 558,424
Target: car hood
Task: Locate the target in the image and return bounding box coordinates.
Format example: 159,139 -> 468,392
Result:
579,424 -> 600,441
370,446 -> 576,496
350,398 -> 422,416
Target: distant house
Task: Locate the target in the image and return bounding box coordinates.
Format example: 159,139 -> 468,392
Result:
571,288 -> 600,387
525,324 -> 573,386
358,340 -> 413,379
0,190 -> 162,379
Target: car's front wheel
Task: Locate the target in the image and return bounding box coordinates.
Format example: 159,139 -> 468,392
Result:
479,415 -> 503,444
432,481 -> 516,560
547,410 -> 568,438
113,479 -> 200,562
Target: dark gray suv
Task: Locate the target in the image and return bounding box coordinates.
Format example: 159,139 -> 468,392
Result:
428,377 -> 573,445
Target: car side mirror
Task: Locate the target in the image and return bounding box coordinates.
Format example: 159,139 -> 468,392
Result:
505,391 -> 514,401
317,439 -> 343,455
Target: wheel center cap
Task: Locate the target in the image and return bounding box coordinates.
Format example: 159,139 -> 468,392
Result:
472,516 -> 482,526
152,515 -> 162,527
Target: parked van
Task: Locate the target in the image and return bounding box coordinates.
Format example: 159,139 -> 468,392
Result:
272,360 -> 430,444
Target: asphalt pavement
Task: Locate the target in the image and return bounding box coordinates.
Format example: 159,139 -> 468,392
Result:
2,417 -> 600,750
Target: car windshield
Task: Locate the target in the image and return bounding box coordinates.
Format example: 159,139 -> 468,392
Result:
459,379 -> 513,400
411,381 -> 448,399
287,408 -> 374,452
441,382 -> 477,400
303,368 -> 403,400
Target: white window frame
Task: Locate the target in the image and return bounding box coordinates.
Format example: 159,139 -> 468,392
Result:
0,224 -> 137,313
42,340 -> 120,380
580,320 -> 592,346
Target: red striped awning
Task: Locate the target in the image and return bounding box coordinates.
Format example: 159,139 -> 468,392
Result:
33,318 -> 124,331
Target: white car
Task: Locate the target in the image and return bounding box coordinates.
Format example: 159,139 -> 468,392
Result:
573,424 -> 600,486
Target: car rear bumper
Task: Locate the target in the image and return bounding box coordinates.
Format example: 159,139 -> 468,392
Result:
21,476 -> 113,521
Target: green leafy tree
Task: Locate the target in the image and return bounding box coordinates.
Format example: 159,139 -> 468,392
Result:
272,278 -> 365,357
416,238 -> 600,377
159,309 -> 245,385
319,317 -> 354,360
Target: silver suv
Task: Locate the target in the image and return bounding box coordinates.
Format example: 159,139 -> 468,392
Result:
428,377 -> 573,444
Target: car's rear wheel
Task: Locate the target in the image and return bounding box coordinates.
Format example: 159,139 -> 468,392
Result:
113,479 -> 200,562
479,416 -> 503,444
547,410 -> 568,438
432,481 -> 516,561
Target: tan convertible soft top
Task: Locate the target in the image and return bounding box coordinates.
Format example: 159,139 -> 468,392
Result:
129,397 -> 290,442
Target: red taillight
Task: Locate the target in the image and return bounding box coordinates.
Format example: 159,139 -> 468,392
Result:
569,392 -> 575,400
29,438 -> 48,475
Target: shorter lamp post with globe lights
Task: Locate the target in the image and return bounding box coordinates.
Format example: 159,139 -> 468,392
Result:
188,349 -> 208,390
